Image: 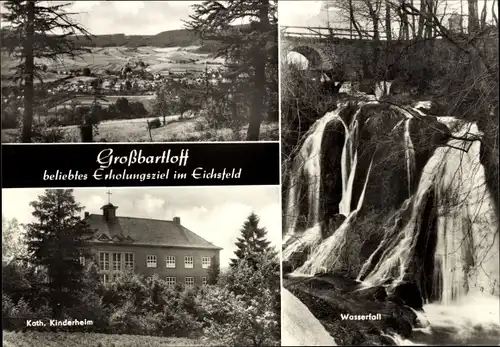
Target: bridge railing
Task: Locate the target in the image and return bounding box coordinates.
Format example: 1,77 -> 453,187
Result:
281,25 -> 390,41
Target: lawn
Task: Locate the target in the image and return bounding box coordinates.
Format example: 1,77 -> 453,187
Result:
2,331 -> 213,347
0,115 -> 279,142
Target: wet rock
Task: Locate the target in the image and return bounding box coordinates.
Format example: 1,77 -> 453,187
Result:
389,281 -> 423,310
354,285 -> 388,302
282,261 -> 293,275
323,214 -> 347,238
287,250 -> 308,272
285,274 -> 417,345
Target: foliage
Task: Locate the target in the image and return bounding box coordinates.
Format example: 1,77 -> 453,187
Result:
197,250 -> 280,346
230,212 -> 271,268
2,216 -> 27,262
186,0 -> 278,140
24,189 -> 94,318
148,118 -> 162,130
207,256 -> 220,285
1,0 -> 92,142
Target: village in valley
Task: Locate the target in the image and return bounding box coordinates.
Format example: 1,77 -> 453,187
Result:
1,1 -> 278,143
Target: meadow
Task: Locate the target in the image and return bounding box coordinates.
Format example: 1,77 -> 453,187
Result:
2,331 -> 212,347
0,114 -> 279,142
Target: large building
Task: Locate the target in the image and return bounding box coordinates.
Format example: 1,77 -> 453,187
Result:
83,201 -> 221,288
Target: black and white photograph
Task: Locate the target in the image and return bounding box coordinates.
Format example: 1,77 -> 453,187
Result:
2,187 -> 281,346
280,0 -> 499,346
1,1 -> 278,143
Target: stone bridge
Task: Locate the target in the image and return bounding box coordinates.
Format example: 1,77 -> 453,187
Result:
281,26 -> 435,80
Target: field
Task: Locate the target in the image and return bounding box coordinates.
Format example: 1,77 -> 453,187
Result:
1,115 -> 279,142
2,331 -> 213,347
1,46 -> 224,78
47,95 -> 157,114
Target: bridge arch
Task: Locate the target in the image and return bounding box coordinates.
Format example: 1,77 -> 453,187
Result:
287,45 -> 325,70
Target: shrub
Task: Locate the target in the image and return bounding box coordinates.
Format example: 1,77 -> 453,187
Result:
148,118 -> 162,129
196,286 -> 279,346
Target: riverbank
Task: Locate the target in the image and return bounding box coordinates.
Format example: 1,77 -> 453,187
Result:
283,273 -> 418,345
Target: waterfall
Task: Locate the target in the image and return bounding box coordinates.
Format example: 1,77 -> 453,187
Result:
284,105 -> 346,236
283,101 -> 377,264
294,156 -> 374,275
374,81 -> 393,99
404,118 -> 416,198
283,105 -> 348,261
283,99 -> 499,345
359,122 -> 499,298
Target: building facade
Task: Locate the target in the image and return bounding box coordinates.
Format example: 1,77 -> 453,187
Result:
83,203 -> 221,288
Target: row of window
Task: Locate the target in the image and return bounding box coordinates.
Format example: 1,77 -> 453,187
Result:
102,274 -> 208,287
97,252 -> 212,271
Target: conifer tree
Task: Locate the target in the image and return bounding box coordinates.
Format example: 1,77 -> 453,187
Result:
25,189 -> 94,318
186,0 -> 277,140
1,1 -> 92,142
207,256 -> 220,285
230,212 -> 271,268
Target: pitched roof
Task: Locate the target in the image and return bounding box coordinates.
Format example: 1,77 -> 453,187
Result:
85,214 -> 221,250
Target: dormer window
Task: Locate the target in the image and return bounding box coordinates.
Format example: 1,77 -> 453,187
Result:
98,234 -> 110,241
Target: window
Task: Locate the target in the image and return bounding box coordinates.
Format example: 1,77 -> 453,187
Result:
125,253 -> 134,270
165,256 -> 176,268
113,253 -> 123,271
102,273 -> 110,284
202,257 -> 211,269
146,255 -> 157,268
79,256 -> 85,266
202,277 -> 208,285
99,252 -> 109,270
184,256 -> 194,269
166,277 -> 176,287
185,277 -> 194,288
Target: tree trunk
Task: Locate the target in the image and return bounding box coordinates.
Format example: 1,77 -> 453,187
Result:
417,0 -> 426,39
246,0 -> 269,141
468,0 -> 479,33
480,0 -> 487,29
385,1 -> 392,41
348,0 -> 363,39
80,124 -> 93,142
22,0 -> 35,143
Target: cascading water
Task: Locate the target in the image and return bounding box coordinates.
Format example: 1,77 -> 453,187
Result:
283,99 -> 499,345
283,105 -> 349,260
283,101 -> 379,268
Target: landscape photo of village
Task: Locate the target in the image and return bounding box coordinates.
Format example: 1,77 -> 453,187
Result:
0,1 -> 278,142
281,0 -> 498,346
2,187 -> 281,346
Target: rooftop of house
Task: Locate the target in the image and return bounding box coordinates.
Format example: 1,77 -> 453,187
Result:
84,203 -> 221,250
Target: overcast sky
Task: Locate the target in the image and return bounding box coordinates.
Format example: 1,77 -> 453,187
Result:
2,187 -> 281,268
0,1 -> 201,35
279,0 -> 497,28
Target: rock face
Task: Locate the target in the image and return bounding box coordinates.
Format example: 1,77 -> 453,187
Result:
388,282 -> 424,310
284,274 -> 418,346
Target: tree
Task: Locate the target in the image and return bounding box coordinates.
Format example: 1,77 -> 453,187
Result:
1,1 -> 92,143
2,216 -> 27,263
186,0 -> 278,140
230,212 -> 271,268
199,250 -> 281,346
24,189 -> 94,318
115,97 -> 131,115
207,256 -> 220,285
